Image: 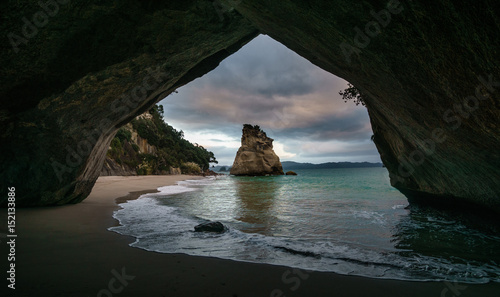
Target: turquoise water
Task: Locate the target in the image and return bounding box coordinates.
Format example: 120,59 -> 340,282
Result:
110,168 -> 500,283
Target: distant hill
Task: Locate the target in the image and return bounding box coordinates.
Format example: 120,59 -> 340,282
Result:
281,161 -> 383,170
212,165 -> 231,172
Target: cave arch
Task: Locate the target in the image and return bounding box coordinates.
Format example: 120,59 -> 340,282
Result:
0,1 -> 499,212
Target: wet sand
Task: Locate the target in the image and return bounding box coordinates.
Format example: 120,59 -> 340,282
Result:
1,175 -> 499,296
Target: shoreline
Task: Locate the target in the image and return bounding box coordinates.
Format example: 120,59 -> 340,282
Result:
1,175 -> 499,296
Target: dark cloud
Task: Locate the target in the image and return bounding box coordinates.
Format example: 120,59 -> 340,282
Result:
271,112 -> 373,142
204,35 -> 319,98
159,35 -> 381,165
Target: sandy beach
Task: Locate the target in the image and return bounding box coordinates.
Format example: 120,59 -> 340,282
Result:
1,175 -> 499,296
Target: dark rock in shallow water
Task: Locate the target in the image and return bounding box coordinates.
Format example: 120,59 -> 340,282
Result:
194,222 -> 227,233
286,171 -> 298,176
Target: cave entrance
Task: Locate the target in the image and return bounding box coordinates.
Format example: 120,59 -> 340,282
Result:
109,35 -> 440,281
158,35 -> 380,168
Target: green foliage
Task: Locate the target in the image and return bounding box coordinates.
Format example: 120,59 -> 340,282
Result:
136,153 -> 157,175
108,137 -> 124,163
339,83 -> 366,106
131,143 -> 140,152
115,127 -> 132,142
180,162 -> 201,174
126,104 -> 218,173
133,119 -> 160,146
110,137 -> 122,150
136,167 -> 149,175
108,129 -> 143,170
107,104 -> 218,174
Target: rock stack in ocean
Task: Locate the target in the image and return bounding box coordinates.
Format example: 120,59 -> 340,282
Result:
230,124 -> 284,176
3,1 -> 500,214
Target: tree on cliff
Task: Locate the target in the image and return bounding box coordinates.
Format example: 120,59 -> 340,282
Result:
107,105 -> 218,174
339,83 -> 366,106
142,105 -> 218,171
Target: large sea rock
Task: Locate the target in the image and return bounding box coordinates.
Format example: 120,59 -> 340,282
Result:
0,1 -> 499,214
230,125 -> 284,176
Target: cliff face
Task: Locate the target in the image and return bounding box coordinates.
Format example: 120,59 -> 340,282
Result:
99,120 -> 156,177
101,107 -> 214,176
231,125 -> 284,176
0,1 -> 257,206
100,158 -> 137,177
1,1 -> 499,212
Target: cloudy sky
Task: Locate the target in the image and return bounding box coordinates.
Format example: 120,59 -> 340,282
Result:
159,35 -> 380,166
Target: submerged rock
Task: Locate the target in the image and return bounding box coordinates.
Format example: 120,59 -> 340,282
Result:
286,171 -> 298,176
230,125 -> 284,176
194,222 -> 227,233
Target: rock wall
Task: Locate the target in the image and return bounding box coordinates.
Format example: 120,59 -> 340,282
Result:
100,158 -> 137,177
0,1 -> 258,206
230,124 -> 284,176
99,120 -> 154,176
132,113 -> 157,155
1,1 -> 499,213
222,0 -> 500,212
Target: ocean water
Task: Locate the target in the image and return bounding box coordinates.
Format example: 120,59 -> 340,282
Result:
110,168 -> 500,283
